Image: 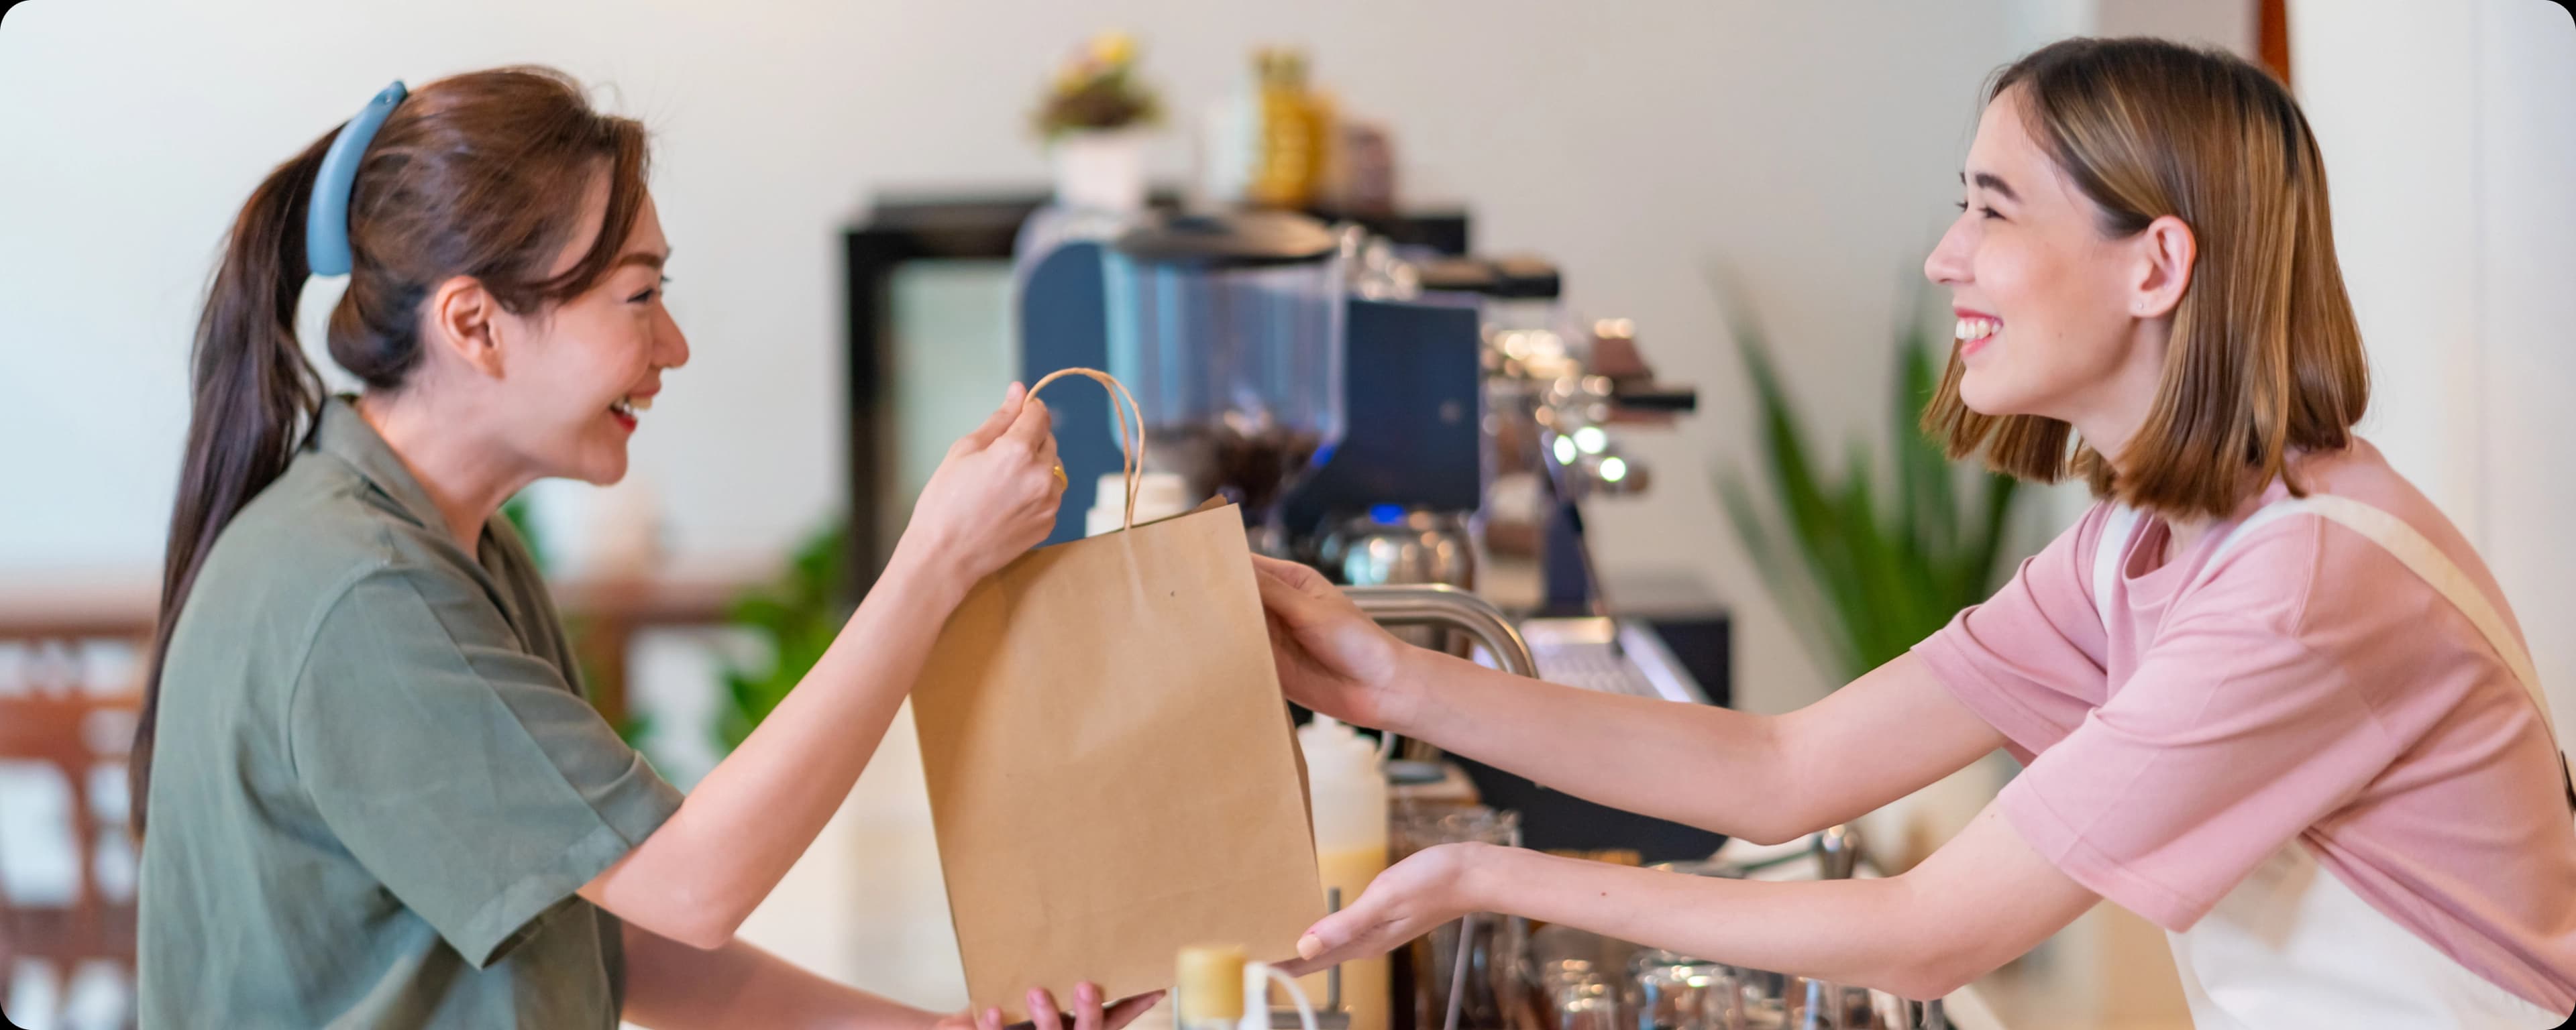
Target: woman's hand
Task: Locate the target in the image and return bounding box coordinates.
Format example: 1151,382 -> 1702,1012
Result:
934,984 -> 1163,1030
1279,844 -> 1488,976
899,383 -> 1067,589
1252,555 -> 1419,731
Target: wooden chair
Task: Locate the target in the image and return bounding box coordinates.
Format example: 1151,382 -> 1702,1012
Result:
0,638 -> 143,1029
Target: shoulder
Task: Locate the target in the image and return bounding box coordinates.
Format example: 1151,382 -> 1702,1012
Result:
178,449 -> 488,659
2024,499 -> 2129,609
2190,444 -> 2498,644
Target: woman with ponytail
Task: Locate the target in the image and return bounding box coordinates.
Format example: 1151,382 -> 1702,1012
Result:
136,68 -> 1145,1030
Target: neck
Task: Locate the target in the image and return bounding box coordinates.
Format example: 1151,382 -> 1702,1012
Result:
356,392 -> 533,555
2065,315 -> 2231,550
2065,318 -> 2173,467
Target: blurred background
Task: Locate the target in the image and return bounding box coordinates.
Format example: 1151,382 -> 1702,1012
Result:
1,1 -> 2569,1028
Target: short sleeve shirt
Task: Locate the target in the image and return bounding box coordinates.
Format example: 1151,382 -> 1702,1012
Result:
138,396 -> 685,1028
1913,439 -> 2576,1013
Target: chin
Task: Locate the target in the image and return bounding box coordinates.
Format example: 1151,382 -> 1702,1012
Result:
562,439 -> 631,486
1955,369 -> 2031,418
578,457 -> 631,486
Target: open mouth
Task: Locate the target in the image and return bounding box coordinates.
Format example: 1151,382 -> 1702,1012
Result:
608,393 -> 653,428
1955,314 -> 2002,355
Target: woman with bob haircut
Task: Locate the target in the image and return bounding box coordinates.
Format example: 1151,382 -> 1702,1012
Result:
1251,37 -> 2576,1028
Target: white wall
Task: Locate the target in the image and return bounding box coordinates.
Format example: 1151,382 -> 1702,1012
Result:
0,0 -> 2036,718
2290,0 -> 2576,736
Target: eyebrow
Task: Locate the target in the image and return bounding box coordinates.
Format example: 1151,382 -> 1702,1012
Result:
1962,170 -> 2019,204
612,249 -> 669,272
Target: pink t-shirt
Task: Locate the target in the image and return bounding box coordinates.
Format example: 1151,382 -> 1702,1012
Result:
1914,439 -> 2576,1013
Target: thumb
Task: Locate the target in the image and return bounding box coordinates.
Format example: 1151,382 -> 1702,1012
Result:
961,382 -> 1028,451
1001,393 -> 1054,451
1254,559 -> 1331,627
1277,907 -> 1359,978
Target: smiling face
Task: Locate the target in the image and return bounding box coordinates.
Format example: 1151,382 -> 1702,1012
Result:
1915,38 -> 2367,519
1922,87 -> 2157,426
482,180 -> 688,485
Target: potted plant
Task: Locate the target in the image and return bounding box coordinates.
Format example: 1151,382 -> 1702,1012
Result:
1715,286 -> 2029,870
715,521 -> 851,753
1032,30 -> 1163,213
1715,289 -> 2023,685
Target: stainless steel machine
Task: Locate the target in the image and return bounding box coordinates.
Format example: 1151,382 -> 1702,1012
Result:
1010,207 -> 1730,858
845,196 -> 1939,1030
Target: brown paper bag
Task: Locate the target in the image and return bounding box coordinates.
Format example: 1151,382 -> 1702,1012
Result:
912,369 -> 1326,1021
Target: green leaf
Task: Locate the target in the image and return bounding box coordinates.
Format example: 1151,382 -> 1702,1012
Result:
1719,469 -> 1860,679
1709,270 -> 2035,684
710,518 -> 854,758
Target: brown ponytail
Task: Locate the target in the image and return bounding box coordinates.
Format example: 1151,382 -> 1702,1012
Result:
136,67 -> 652,833
133,135 -> 333,833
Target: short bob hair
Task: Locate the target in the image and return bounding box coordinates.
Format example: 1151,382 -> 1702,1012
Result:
1921,37 -> 2369,520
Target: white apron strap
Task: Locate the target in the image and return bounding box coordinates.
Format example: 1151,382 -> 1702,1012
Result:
2212,496 -> 2576,810
2090,505 -> 2146,632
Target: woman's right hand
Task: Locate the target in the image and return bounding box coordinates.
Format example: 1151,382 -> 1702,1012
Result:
899,383 -> 1067,589
933,984 -> 1162,1030
1251,555 -> 1419,730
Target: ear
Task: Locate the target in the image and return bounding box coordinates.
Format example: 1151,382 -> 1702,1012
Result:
2129,215 -> 2197,320
425,275 -> 508,380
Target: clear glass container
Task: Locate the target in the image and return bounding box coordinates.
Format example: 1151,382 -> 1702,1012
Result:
1393,806 -> 1525,1030
1104,211 -> 1346,551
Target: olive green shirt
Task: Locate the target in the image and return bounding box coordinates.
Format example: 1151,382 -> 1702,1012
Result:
138,397 -> 684,1028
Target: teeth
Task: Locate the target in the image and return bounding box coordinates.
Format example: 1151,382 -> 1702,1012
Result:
1955,317 -> 2002,341
628,394 -> 653,412
610,398 -> 635,417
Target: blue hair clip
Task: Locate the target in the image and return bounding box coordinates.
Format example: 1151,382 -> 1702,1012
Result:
306,80 -> 408,277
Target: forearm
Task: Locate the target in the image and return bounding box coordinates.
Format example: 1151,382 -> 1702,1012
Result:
1461,846 -> 1950,998
621,922 -> 943,1030
1391,649 -> 1803,842
1455,801 -> 2093,1000
589,540 -> 967,945
1395,651 -> 2001,845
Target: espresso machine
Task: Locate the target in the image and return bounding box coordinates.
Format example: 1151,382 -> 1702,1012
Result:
1014,205 -> 1729,850
1018,211 -> 1691,602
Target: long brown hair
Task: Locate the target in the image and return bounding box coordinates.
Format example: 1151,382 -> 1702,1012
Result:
1921,37 -> 2369,519
137,67 -> 651,832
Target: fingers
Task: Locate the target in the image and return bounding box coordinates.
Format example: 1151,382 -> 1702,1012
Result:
1283,892 -> 1391,975
1252,555 -> 1322,589
1283,924 -> 1376,979
1253,556 -> 1348,610
1070,982 -> 1104,1030
978,1008 -> 1007,1030
1253,557 -> 1332,625
1002,394 -> 1055,453
1102,992 -> 1164,1030
1029,988 -> 1065,1030
1273,952 -> 1324,979
1036,430 -> 1063,492
961,382 -> 1028,453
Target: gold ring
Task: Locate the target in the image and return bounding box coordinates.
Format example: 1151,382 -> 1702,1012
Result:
1050,463 -> 1067,489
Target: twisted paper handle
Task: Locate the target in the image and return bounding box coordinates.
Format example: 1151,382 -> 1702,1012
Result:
1026,367 -> 1147,532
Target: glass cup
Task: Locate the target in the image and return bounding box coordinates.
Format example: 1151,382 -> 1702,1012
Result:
1730,972 -> 1871,1030
1546,968 -> 1621,1030
1627,950 -> 1738,1030
1393,807 -> 1524,1030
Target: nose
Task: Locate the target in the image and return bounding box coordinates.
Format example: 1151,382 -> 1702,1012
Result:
1925,213 -> 1975,288
655,305 -> 690,369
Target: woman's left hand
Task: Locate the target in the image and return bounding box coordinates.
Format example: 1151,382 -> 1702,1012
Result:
1279,844 -> 1488,977
936,984 -> 1163,1030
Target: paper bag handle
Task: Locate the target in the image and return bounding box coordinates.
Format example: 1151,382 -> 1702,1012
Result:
1027,367 -> 1148,532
